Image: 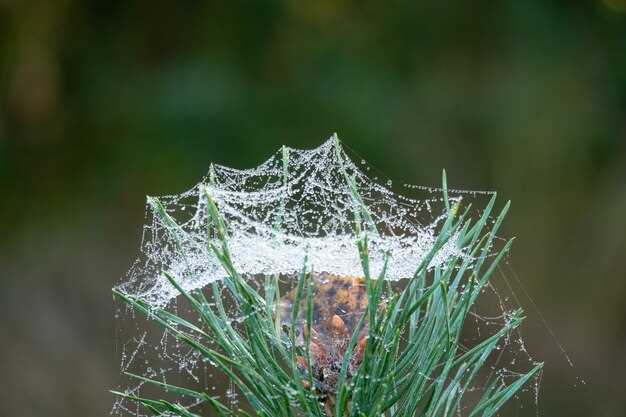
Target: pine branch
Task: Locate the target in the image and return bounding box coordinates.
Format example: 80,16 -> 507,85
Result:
112,175 -> 542,417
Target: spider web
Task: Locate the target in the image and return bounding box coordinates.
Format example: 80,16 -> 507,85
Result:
117,135 -> 471,308
113,134 -> 543,417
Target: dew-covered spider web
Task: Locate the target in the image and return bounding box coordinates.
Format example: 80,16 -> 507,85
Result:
117,135 -> 472,308
113,135 -> 545,417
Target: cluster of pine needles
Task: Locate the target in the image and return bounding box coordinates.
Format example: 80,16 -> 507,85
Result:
112,173 -> 542,417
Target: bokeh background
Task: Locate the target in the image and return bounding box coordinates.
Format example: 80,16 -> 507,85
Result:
1,1 -> 625,416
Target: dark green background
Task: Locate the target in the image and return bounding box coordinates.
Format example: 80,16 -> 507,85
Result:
1,1 -> 625,416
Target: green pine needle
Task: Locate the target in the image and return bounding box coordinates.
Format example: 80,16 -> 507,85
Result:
112,174 -> 542,417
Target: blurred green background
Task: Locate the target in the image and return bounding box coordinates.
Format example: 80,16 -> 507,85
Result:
1,1 -> 625,416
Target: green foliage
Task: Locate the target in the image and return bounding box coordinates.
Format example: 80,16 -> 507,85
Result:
112,174 -> 542,417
